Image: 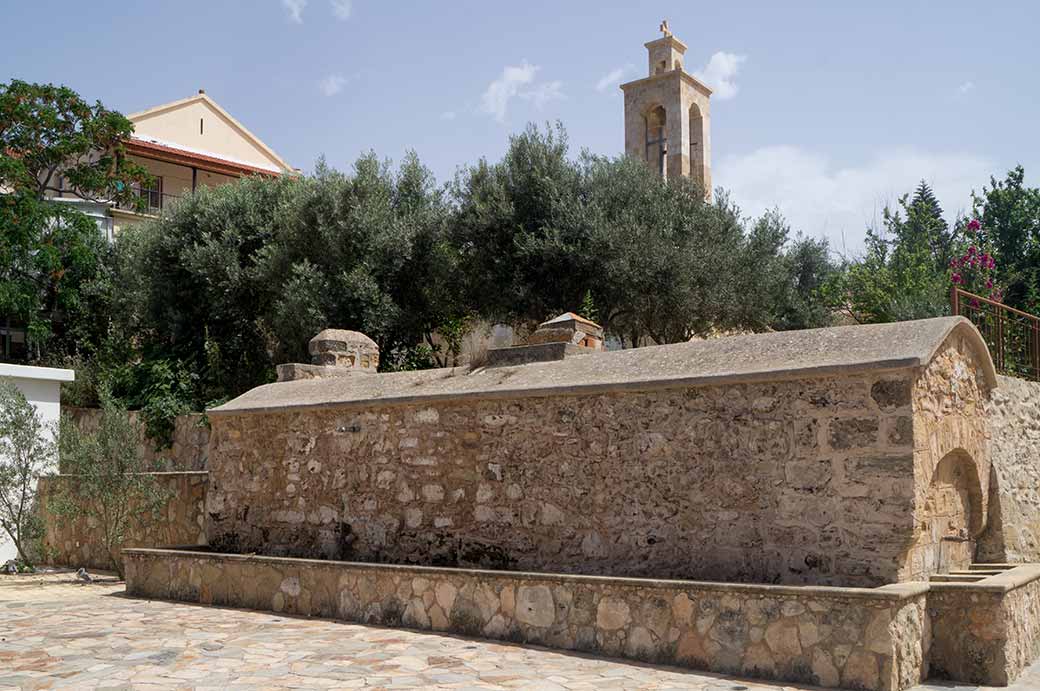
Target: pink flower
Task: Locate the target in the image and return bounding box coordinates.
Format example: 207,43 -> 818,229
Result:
967,218 -> 982,232
968,246 -> 977,255
986,279 -> 994,288
952,273 -> 962,284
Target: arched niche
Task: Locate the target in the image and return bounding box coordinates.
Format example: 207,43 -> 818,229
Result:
922,449 -> 985,573
688,102 -> 706,188
643,105 -> 667,178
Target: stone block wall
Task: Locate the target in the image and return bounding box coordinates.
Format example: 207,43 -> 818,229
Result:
208,372 -> 928,588
928,566 -> 1040,685
125,548 -> 930,691
978,375 -> 1040,562
64,407 -> 209,472
39,471 -> 208,570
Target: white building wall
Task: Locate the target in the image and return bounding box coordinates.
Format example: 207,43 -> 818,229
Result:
0,364 -> 74,563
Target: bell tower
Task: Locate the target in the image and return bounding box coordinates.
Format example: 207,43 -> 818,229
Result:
620,21 -> 712,196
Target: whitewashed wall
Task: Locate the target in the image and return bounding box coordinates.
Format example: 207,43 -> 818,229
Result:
0,364 -> 74,563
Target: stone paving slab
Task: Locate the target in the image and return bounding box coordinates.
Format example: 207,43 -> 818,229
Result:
1,571 -> 1039,690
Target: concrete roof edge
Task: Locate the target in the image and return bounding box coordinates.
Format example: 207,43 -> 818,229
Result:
208,357 -> 923,417
209,317 -> 979,417
0,363 -> 76,382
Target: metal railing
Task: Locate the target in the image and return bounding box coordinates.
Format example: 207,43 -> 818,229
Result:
951,286 -> 1040,381
114,190 -> 181,216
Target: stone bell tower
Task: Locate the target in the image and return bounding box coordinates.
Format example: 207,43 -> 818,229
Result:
620,21 -> 712,196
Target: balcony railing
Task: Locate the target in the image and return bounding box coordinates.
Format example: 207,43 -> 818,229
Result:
951,287 -> 1040,381
114,190 -> 181,216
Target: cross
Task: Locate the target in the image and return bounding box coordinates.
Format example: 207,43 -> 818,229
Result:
659,20 -> 671,37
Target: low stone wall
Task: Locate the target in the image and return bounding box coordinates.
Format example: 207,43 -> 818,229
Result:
64,407 -> 209,472
124,547 -> 929,691
928,565 -> 1040,685
979,376 -> 1040,562
39,472 -> 208,570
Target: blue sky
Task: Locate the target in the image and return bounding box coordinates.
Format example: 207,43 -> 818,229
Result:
3,0 -> 1038,252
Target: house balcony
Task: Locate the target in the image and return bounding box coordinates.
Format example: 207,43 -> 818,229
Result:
113,190 -> 182,217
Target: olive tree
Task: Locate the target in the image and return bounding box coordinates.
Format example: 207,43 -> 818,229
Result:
0,379 -> 56,567
51,393 -> 168,578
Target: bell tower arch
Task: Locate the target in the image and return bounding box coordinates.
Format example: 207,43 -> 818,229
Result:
620,22 -> 712,197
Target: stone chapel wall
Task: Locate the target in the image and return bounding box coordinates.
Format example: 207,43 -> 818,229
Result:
207,371 -> 926,588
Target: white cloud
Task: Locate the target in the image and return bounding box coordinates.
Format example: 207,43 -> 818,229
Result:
958,81 -> 976,95
282,0 -> 307,23
715,146 -> 994,254
330,0 -> 352,20
694,51 -> 746,100
440,111 -> 457,121
319,74 -> 347,96
595,65 -> 632,92
521,80 -> 565,109
478,63 -> 565,122
479,62 -> 538,122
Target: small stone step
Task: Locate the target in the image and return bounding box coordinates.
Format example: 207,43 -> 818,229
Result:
951,569 -> 1003,576
930,574 -> 986,583
969,563 -> 1014,571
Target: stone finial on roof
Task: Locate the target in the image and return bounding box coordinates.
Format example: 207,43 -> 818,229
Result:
276,328 -> 381,382
659,19 -> 671,37
531,312 -> 605,351
484,312 -> 604,368
309,329 -> 380,372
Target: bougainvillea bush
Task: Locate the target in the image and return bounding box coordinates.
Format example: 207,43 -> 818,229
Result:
950,218 -> 1003,303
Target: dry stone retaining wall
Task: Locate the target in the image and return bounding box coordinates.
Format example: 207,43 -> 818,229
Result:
124,548 -> 930,691
39,472 -> 208,570
979,375 -> 1040,562
63,407 -> 209,472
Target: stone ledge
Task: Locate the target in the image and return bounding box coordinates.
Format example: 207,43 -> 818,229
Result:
123,547 -> 927,602
928,564 -> 1040,593
43,471 -> 209,479
485,342 -> 591,368
276,363 -> 369,382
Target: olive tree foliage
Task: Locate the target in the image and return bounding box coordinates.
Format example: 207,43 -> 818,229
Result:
258,154 -> 463,368
117,174 -> 301,408
51,393 -> 168,578
0,379 -> 56,566
450,123 -> 833,345
106,124 -> 834,422
117,152 -> 463,414
0,80 -> 151,357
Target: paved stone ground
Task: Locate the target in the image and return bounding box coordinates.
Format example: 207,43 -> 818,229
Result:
2,572 -> 1039,690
